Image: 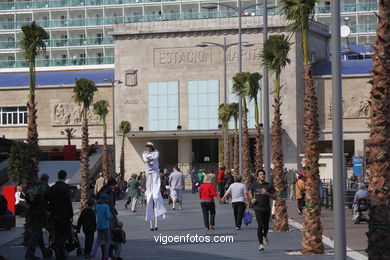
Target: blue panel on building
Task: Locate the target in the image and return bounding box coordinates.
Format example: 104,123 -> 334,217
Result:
0,69 -> 114,87
352,156 -> 364,176
313,60 -> 373,76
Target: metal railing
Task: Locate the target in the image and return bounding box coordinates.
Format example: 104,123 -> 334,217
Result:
0,56 -> 114,69
0,37 -> 113,49
315,3 -> 378,14
321,178 -> 362,210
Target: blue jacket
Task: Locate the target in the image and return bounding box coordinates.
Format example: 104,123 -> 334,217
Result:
95,203 -> 110,229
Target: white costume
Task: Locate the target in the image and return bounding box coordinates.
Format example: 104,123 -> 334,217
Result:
143,149 -> 166,224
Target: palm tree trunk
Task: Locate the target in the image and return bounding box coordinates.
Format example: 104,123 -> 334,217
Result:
120,135 -> 125,178
255,124 -> 263,172
224,127 -> 230,170
272,92 -> 288,231
26,62 -> 39,187
301,61 -> 324,254
80,114 -> 90,209
366,1 -> 390,258
219,133 -> 224,167
242,117 -> 251,186
102,120 -> 109,179
234,128 -> 239,175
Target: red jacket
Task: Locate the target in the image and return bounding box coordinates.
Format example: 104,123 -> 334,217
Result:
199,183 -> 218,201
218,169 -> 225,183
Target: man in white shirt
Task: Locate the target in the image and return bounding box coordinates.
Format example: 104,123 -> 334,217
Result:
169,166 -> 185,210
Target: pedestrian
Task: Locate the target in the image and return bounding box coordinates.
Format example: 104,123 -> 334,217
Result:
295,173 -> 306,215
142,142 -> 166,231
47,170 -> 74,260
223,170 -> 234,203
94,172 -> 106,196
197,169 -> 205,186
350,173 -> 358,190
198,174 -> 224,230
15,185 -> 26,216
217,166 -> 225,198
221,175 -> 248,230
76,199 -> 96,258
160,169 -> 169,199
111,220 -> 126,260
24,174 -> 52,260
285,169 -> 296,200
248,169 -> 276,251
138,172 -> 146,206
190,167 -> 198,193
91,194 -> 111,260
126,174 -> 140,212
97,177 -> 118,216
169,166 -> 185,210
207,170 -> 216,188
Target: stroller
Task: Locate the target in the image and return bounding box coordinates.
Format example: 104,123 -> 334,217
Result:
353,198 -> 369,224
64,225 -> 83,256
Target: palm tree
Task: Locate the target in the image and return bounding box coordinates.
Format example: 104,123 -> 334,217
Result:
247,72 -> 263,173
73,78 -> 98,209
232,72 -> 251,185
61,128 -> 76,146
218,104 -> 233,170
366,1 -> 390,258
19,21 -> 49,187
119,121 -> 131,179
229,102 -> 240,175
261,34 -> 291,232
280,0 -> 324,254
93,100 -> 110,179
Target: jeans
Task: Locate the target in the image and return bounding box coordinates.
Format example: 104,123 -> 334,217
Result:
53,217 -> 72,260
201,201 -> 216,228
191,181 -> 198,193
84,231 -> 95,255
218,182 -> 225,198
92,228 -> 110,259
254,210 -> 271,245
112,242 -> 122,258
25,215 -> 49,258
232,202 -> 246,228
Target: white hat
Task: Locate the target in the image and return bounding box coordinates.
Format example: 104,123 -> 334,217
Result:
146,142 -> 154,147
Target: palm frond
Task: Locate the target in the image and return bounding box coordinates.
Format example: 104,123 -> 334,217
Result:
279,0 -> 317,33
218,104 -> 232,124
261,34 -> 292,75
119,121 -> 131,134
93,100 -> 110,122
232,72 -> 250,97
73,78 -> 98,112
19,21 -> 49,63
247,72 -> 262,102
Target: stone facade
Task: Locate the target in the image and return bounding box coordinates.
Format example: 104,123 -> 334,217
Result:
111,16 -> 330,178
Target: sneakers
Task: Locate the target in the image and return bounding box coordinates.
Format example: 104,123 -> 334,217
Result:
263,236 -> 269,245
179,205 -> 183,210
297,208 -> 302,215
235,227 -> 241,230
172,207 -> 176,210
258,244 -> 265,251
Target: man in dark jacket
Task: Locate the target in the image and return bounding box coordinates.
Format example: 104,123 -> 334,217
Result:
25,175 -> 53,260
48,170 -> 73,260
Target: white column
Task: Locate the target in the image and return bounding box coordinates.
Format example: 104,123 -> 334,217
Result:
178,137 -> 192,188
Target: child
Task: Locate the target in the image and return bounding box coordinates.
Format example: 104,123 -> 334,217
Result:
77,199 -> 96,259
91,194 -> 111,260
111,220 -> 126,260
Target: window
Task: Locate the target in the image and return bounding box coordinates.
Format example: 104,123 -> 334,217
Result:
0,106 -> 27,126
148,81 -> 178,131
228,80 -> 256,129
188,80 -> 219,130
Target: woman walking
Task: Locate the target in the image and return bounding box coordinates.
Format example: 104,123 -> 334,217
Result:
198,174 -> 223,230
221,175 -> 248,230
126,174 -> 140,212
295,173 -> 306,215
91,194 -> 111,260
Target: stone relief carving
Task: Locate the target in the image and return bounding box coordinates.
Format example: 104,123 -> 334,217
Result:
328,95 -> 370,118
52,103 -> 101,126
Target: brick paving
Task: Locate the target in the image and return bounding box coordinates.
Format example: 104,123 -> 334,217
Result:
0,193 -> 360,260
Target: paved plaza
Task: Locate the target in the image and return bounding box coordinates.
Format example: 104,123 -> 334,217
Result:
0,193 -> 366,260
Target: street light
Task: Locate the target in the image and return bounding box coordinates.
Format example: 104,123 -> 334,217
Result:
201,1 -> 275,179
104,78 -> 123,176
196,38 -> 254,170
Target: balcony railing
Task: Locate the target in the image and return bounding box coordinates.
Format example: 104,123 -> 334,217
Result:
0,9 -> 280,30
0,56 -> 114,69
350,23 -> 377,33
0,37 -> 113,49
315,3 -> 378,14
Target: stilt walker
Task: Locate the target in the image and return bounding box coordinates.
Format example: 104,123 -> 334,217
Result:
143,142 -> 166,231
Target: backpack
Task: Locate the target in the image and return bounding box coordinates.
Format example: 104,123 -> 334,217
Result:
111,228 -> 126,243
25,184 -> 42,205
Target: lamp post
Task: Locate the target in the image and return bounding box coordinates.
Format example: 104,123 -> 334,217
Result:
331,1 -> 346,259
197,38 -> 254,169
202,1 -> 275,177
104,78 -> 123,176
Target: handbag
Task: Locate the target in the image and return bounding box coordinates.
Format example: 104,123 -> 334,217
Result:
243,210 -> 253,226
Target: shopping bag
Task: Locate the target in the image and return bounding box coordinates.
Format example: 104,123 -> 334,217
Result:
243,210 -> 253,226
